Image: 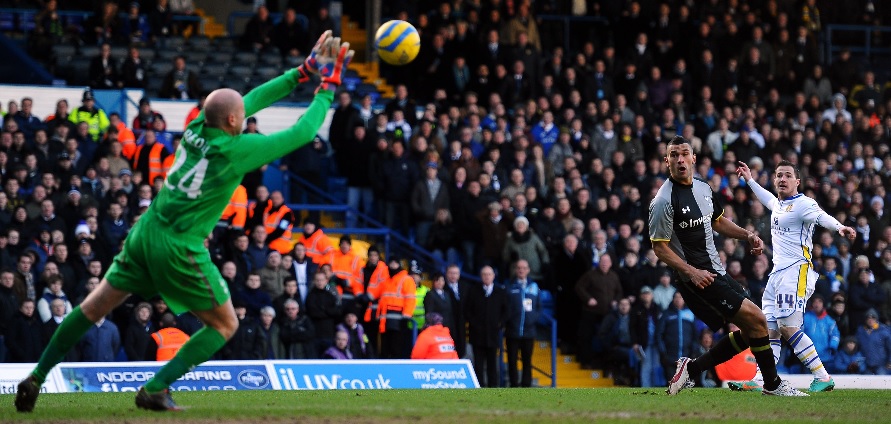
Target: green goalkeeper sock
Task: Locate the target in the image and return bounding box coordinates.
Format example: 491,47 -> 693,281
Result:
143,326 -> 227,393
32,306 -> 94,384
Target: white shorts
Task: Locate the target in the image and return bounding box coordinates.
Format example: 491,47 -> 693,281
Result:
761,263 -> 816,327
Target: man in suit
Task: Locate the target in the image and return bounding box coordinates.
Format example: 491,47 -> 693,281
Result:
552,234 -> 591,355
465,266 -> 508,387
444,264 -> 470,358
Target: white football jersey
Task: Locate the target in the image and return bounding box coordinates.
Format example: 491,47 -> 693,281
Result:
764,193 -> 829,273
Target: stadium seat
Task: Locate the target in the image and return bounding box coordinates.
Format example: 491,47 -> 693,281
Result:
110,46 -> 129,61
52,45 -> 77,61
156,49 -> 179,62
150,62 -> 174,76
146,78 -> 164,96
185,51 -> 209,65
139,49 -> 156,62
188,35 -> 212,51
201,64 -> 228,77
212,37 -> 236,49
80,45 -> 100,58
205,52 -> 233,65
260,53 -> 282,67
229,66 -> 253,78
165,36 -> 187,50
234,52 -> 257,64
254,66 -> 279,79
68,57 -> 91,85
199,76 -> 222,91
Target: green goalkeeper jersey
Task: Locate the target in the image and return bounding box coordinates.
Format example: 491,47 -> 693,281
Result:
145,69 -> 333,239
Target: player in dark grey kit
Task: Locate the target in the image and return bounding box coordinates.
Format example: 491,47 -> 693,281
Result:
651,136 -> 807,396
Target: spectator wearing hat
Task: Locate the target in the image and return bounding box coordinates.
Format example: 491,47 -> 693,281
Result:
131,98 -> 164,134
502,215 -> 550,282
657,291 -> 698,383
856,309 -> 891,375
121,2 -> 150,44
652,268 -> 676,311
68,91 -> 109,143
411,161 -> 450,247
631,285 -> 662,387
411,312 -> 459,360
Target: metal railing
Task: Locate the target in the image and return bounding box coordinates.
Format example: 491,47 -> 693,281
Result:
823,24 -> 891,64
287,171 -> 473,282
531,314 -> 558,388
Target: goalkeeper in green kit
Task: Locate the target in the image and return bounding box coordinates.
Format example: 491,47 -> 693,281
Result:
15,31 -> 353,413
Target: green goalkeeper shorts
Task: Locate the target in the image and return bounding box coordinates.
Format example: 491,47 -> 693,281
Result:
105,214 -> 230,314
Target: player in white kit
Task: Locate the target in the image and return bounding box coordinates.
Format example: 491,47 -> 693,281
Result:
734,160 -> 856,392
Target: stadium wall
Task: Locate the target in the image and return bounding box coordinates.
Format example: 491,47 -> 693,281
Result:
0,84 -> 335,139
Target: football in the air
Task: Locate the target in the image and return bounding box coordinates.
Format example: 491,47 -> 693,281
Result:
375,20 -> 420,66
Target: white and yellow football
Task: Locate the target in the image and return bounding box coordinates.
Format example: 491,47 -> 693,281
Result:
375,20 -> 421,66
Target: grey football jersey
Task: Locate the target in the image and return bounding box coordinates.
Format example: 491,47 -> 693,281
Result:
648,177 -> 726,279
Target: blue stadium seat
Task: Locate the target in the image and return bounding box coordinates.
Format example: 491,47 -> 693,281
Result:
150,62 -> 174,76
20,11 -> 36,32
260,53 -> 282,67
110,46 -> 128,61
234,52 -> 257,64
0,12 -> 14,31
229,65 -> 253,78
254,66 -> 278,79
156,49 -> 179,62
69,57 -> 91,85
205,52 -> 233,64
80,45 -> 99,58
139,49 -> 156,62
185,51 -> 208,65
199,76 -> 222,91
188,35 -> 212,51
201,64 -> 228,77
342,76 -> 361,92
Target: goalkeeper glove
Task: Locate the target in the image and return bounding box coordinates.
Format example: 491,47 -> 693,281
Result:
296,30 -> 331,83
317,41 -> 354,92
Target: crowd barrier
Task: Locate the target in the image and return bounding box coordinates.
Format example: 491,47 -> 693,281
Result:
0,359 -> 479,393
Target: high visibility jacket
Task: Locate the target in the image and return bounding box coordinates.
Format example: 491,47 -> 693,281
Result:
68,106 -> 110,141
714,348 -> 757,382
411,324 -> 459,360
413,283 -> 430,328
184,107 -> 201,129
220,184 -> 248,230
151,327 -> 190,361
112,122 -> 137,160
161,153 -> 175,179
133,142 -> 168,184
363,261 -> 389,322
263,203 -> 295,254
301,229 -> 334,265
377,270 -> 417,333
332,249 -> 364,299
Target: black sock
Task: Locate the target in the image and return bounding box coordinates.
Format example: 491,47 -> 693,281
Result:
689,330 -> 748,375
750,335 -> 781,390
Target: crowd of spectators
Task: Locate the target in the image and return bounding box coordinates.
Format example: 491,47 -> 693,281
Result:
2,0 -> 891,387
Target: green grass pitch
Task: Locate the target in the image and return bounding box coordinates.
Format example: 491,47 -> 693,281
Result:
2,388 -> 889,423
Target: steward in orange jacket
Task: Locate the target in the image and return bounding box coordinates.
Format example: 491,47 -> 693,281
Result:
297,220 -> 334,265
377,259 -> 419,359
331,236 -> 365,315
363,246 -> 389,324
411,313 -> 459,360
131,129 -> 171,185
220,184 -> 248,231
262,191 -> 296,254
108,120 -> 136,160
151,313 -> 190,361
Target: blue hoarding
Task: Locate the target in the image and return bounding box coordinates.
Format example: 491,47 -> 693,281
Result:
57,362 -> 272,393
273,360 -> 479,390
